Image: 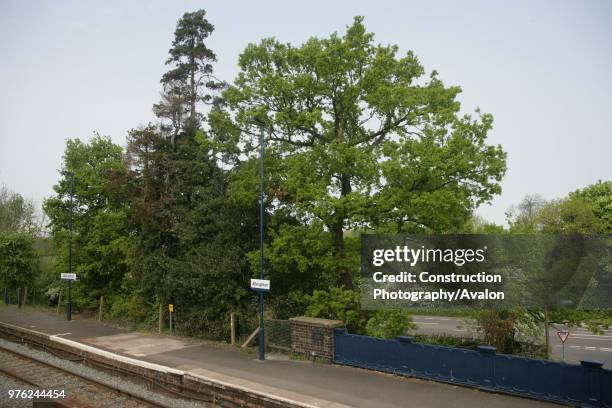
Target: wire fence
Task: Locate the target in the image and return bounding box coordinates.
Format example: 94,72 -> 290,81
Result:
265,319 -> 292,352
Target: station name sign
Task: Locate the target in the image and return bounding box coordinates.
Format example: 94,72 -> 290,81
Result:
60,273 -> 77,280
250,278 -> 270,292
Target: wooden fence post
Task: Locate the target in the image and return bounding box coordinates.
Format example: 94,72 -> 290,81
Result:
98,296 -> 104,322
158,303 -> 162,334
56,290 -> 62,315
231,312 -> 236,345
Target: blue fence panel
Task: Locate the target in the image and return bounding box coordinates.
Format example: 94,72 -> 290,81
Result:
334,331 -> 491,385
602,368 -> 612,407
334,330 -> 612,407
562,363 -> 589,405
525,359 -> 566,400
334,332 -> 397,370
493,354 -> 529,394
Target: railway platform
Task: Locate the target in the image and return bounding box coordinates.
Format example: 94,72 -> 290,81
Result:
0,307 -> 557,408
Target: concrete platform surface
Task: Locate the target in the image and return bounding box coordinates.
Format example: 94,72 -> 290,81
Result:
0,307 -> 558,408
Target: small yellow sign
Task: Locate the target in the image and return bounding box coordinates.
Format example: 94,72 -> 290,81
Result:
169,304 -> 174,312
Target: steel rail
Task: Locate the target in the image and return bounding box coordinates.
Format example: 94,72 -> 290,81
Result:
0,332 -> 213,405
0,343 -> 172,408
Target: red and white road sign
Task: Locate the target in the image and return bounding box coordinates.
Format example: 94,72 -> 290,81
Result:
557,331 -> 570,343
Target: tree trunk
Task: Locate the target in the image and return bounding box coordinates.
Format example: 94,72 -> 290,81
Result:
333,221 -> 345,254
190,70 -> 196,123
230,312 -> 236,345
144,145 -> 150,200
544,307 -> 550,359
333,173 -> 353,289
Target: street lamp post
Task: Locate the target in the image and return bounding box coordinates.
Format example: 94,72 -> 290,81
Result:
258,123 -> 266,361
67,173 -> 74,321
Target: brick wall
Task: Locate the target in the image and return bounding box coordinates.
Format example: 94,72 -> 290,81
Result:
289,316 -> 344,362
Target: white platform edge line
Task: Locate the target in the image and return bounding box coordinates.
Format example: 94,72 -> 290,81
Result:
0,321 -> 52,339
49,335 -> 185,375
185,371 -> 345,408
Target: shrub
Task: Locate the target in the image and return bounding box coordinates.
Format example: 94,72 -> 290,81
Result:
365,310 -> 415,339
305,287 -> 366,333
109,294 -> 148,323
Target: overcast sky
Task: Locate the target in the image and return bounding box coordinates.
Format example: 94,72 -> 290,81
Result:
0,0 -> 610,225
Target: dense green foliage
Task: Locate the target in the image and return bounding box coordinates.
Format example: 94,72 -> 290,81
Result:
508,181 -> 611,233
0,186 -> 41,301
156,9 -> 222,141
209,17 -> 506,332
37,11 -> 261,339
365,310 -> 415,339
9,10 -> 606,348
126,129 -> 258,338
410,332 -> 547,359
30,13 -> 507,340
495,182 -> 612,355
0,233 -> 38,291
40,10 -> 260,339
0,185 -> 39,235
305,287 -> 366,332
43,136 -> 129,310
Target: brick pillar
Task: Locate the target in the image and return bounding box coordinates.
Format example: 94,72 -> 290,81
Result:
290,316 -> 344,362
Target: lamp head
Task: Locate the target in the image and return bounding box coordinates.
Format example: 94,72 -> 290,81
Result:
249,114 -> 269,128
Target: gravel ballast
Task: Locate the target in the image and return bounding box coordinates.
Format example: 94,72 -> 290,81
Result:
0,373 -> 34,408
0,338 -> 208,407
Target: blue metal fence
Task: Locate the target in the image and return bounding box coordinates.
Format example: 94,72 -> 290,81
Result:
334,329 -> 612,407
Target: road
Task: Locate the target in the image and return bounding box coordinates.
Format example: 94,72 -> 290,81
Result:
410,315 -> 612,367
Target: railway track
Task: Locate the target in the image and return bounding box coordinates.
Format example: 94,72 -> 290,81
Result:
0,344 -> 171,407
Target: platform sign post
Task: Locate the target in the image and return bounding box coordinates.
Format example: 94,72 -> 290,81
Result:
557,330 -> 570,362
66,172 -> 74,321
257,123 -> 267,361
67,279 -> 72,320
60,273 -> 77,321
